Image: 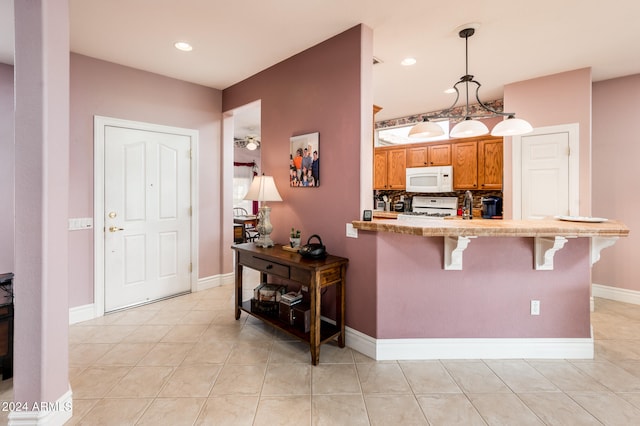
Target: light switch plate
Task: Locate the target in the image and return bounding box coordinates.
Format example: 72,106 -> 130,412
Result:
346,223 -> 358,238
68,217 -> 93,230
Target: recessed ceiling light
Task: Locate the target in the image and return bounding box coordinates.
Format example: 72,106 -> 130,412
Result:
174,41 -> 193,52
401,57 -> 417,66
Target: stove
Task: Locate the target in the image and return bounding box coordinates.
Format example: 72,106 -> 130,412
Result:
397,196 -> 458,222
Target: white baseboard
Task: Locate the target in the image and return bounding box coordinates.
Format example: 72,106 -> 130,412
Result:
8,388 -> 72,426
69,273 -> 235,324
195,272 -> 234,292
68,304 -> 95,325
592,283 -> 640,306
345,327 -> 593,360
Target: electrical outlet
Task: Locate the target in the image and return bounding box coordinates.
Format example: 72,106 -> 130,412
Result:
531,300 -> 540,316
346,223 -> 358,238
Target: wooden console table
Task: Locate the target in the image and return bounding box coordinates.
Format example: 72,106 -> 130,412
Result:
232,243 -> 348,365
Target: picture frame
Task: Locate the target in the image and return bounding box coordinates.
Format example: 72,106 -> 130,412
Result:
363,210 -> 372,221
289,132 -> 319,187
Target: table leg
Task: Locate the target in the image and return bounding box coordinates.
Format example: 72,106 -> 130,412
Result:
235,263 -> 243,320
310,274 -> 320,365
337,264 -> 346,348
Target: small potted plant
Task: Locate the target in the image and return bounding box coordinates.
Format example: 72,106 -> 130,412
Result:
289,228 -> 301,248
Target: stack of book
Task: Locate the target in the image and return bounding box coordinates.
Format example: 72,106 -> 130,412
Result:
280,291 -> 303,306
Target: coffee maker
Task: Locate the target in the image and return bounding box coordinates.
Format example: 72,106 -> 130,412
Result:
481,196 -> 503,219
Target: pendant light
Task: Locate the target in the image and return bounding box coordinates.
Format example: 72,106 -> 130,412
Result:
409,24 -> 532,139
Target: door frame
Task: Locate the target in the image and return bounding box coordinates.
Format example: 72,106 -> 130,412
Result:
94,116 -> 199,317
511,123 -> 580,219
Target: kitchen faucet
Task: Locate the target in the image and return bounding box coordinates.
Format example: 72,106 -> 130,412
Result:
463,190 -> 473,220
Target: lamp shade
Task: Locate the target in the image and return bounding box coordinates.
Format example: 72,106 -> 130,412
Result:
450,118 -> 489,138
408,120 -> 445,138
243,175 -> 282,202
491,116 -> 533,136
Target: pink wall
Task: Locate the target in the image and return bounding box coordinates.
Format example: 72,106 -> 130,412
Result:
13,0 -> 70,405
592,74 -> 640,292
223,25 -> 378,337
0,63 -> 13,273
503,68 -> 592,218
69,54 -> 222,307
376,233 -> 591,338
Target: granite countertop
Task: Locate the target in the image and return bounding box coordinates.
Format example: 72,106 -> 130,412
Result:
352,217 -> 630,238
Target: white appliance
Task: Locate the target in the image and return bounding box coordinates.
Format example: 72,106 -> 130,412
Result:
405,165 -> 453,193
397,196 -> 458,222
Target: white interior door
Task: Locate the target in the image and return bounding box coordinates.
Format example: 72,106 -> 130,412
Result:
104,125 -> 192,311
512,123 -> 579,219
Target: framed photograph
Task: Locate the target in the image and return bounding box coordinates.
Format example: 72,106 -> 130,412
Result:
289,132 -> 319,187
363,210 -> 373,221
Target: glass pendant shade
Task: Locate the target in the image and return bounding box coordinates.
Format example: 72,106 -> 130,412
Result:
491,116 -> 533,136
450,118 -> 489,138
408,120 -> 445,138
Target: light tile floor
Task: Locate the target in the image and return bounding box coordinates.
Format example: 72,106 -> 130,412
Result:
1,288 -> 640,425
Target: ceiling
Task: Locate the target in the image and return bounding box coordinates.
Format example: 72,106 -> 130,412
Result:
2,0 -> 640,139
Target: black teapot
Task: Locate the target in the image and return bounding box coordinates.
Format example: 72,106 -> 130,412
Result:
298,234 -> 327,259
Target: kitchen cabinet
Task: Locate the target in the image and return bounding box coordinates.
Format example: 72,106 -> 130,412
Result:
452,137 -> 503,190
478,139 -> 503,189
374,147 -> 406,189
452,141 -> 478,189
406,143 -> 451,167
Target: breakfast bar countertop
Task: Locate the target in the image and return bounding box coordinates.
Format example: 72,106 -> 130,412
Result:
352,217 -> 630,238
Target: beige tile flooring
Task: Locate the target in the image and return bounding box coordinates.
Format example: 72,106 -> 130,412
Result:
1,288 -> 640,425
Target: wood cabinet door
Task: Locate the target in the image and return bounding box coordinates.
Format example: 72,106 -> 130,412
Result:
452,141 -> 478,189
406,147 -> 428,167
478,139 -> 503,189
387,148 -> 406,189
373,150 -> 388,189
428,144 -> 452,166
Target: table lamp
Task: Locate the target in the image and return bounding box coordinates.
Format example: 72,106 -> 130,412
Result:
243,175 -> 282,247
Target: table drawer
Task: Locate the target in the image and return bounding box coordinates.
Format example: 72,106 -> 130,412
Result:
241,253 -> 290,279
319,268 -> 342,287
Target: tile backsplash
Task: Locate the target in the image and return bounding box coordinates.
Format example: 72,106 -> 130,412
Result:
374,189 -> 503,212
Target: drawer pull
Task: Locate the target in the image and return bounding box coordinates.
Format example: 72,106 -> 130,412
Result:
266,264 -> 273,270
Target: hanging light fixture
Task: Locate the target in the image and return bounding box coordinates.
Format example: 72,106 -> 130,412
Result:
409,25 -> 533,139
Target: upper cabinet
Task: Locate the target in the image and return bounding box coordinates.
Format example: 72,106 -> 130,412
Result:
452,141 -> 478,189
374,147 -> 406,190
452,137 -> 503,190
406,143 -> 451,168
478,138 -> 503,190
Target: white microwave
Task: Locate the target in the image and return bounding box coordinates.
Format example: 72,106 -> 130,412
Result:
406,165 -> 453,193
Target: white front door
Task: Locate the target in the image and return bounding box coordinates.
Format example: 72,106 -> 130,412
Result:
103,125 -> 192,311
512,123 -> 579,219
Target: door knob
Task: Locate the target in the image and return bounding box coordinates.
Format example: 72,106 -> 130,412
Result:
109,226 -> 124,232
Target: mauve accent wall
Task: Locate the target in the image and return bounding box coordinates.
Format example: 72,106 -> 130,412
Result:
0,63 -> 13,273
592,74 -> 640,292
376,234 -> 591,338
69,54 -> 223,308
223,25 -> 378,337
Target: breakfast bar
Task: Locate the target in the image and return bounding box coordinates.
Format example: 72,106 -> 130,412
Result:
353,217 -> 629,270
349,217 -> 629,360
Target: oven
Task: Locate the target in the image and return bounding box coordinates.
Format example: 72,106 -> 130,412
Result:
397,196 -> 458,222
